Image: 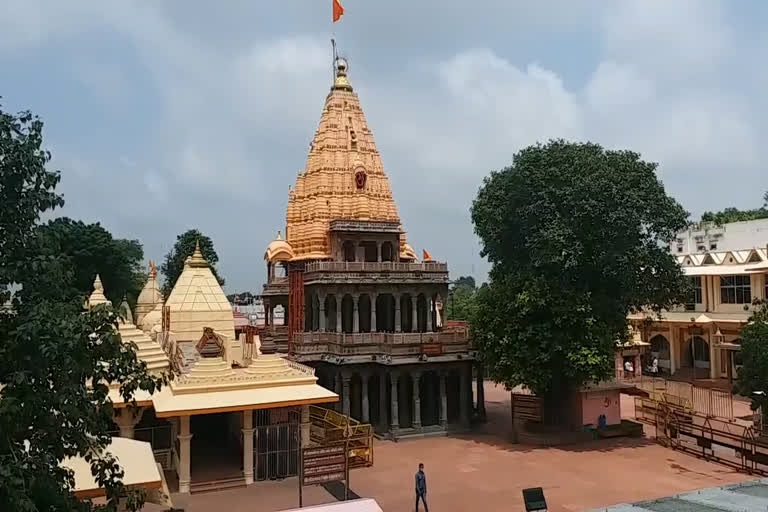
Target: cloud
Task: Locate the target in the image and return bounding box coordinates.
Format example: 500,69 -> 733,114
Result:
2,1 -> 767,290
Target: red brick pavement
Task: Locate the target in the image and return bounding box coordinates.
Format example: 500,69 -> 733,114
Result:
168,383 -> 748,512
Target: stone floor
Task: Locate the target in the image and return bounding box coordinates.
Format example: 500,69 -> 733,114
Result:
166,383 -> 749,512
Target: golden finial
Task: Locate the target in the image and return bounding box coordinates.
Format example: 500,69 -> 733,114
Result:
331,39 -> 352,91
148,260 -> 157,279
188,240 -> 208,268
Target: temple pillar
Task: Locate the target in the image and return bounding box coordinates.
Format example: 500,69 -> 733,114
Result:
426,296 -> 433,332
353,294 -> 360,333
411,296 -> 418,333
242,411 -> 254,485
476,364 -> 486,422
334,373 -> 342,412
412,371 -> 422,429
178,415 -> 193,494
371,294 -> 377,332
377,242 -> 382,262
336,294 -> 342,333
342,372 -> 351,417
390,372 -> 400,433
301,405 -> 311,447
114,407 -> 145,439
395,297 -> 402,333
318,294 -> 326,332
439,373 -> 448,427
379,372 -> 387,432
460,366 -> 470,426
361,373 -> 370,423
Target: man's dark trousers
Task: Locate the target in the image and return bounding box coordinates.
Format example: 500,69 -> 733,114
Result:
416,491 -> 428,512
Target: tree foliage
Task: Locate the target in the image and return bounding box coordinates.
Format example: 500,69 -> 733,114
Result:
700,191 -> 768,225
160,229 -> 224,298
470,140 -> 689,403
735,300 -> 768,411
445,276 -> 478,322
35,218 -> 146,307
0,103 -> 165,511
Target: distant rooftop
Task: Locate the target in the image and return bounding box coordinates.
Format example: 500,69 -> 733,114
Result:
674,218 -> 768,255
589,478 -> 768,511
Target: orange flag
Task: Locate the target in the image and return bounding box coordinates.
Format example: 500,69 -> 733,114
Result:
333,0 -> 344,22
423,249 -> 433,261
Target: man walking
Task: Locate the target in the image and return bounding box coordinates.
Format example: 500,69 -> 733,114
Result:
415,462 -> 428,511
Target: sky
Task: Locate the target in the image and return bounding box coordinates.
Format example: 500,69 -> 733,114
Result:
1,0 -> 767,292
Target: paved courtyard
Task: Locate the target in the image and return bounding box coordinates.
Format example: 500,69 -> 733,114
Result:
169,383 -> 749,512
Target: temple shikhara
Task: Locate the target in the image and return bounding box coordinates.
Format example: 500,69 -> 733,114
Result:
261,56 -> 475,439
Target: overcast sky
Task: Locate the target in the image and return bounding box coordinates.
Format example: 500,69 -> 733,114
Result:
2,1 -> 767,292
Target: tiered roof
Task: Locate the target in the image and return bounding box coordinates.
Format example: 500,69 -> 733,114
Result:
283,57 -> 409,260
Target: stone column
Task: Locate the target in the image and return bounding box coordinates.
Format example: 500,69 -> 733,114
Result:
390,372 -> 400,432
379,372 -> 388,432
377,242 -> 382,262
318,294 -> 326,332
353,294 -> 360,333
459,366 -> 470,426
301,405 -> 311,447
242,411 -> 254,485
336,294 -> 342,333
426,296 -> 433,332
439,373 -> 448,427
411,296 -> 418,333
342,372 -> 351,417
395,297 -> 402,333
412,371 -> 422,429
334,373 -> 342,412
476,365 -> 486,422
178,415 -> 193,494
114,407 -> 145,439
371,293 -> 377,332
361,373 -> 370,423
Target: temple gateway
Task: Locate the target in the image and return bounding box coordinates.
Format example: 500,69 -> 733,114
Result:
261,56 -> 476,439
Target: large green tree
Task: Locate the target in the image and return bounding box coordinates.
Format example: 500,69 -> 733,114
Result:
35,218 -> 146,307
470,140 -> 689,412
735,300 -> 768,413
445,276 -> 478,322
0,104 -> 165,511
160,229 -> 224,297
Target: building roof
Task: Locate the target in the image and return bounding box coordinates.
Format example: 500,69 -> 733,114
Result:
283,57 -> 410,261
589,478 -> 768,511
151,354 -> 337,416
87,274 -> 111,308
677,247 -> 767,276
61,438 -> 162,499
118,319 -> 170,375
136,261 -> 162,312
165,243 -> 231,314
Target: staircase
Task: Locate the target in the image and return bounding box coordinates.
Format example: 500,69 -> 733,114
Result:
189,476 -> 246,494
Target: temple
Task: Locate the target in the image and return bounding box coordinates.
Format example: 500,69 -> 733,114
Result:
261,55 -> 475,439
89,252 -> 339,495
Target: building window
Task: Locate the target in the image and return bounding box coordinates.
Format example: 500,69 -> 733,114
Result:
709,242 -> 717,250
685,276 -> 702,311
764,276 -> 768,301
676,239 -> 684,253
697,245 -> 706,252
720,275 -> 751,304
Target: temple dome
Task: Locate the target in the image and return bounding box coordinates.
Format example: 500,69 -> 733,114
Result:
264,231 -> 295,262
87,274 -> 111,309
284,56 -> 412,260
135,261 -> 162,325
141,302 -> 163,333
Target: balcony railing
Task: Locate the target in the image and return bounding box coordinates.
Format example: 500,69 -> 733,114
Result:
291,330 -> 471,360
304,261 -> 448,273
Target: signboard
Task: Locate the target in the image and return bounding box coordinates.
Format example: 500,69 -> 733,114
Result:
299,442 -> 350,507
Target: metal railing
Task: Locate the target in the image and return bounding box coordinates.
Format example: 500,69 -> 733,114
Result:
619,374 -> 734,421
293,331 -> 468,346
304,261 -> 448,273
308,406 -> 373,468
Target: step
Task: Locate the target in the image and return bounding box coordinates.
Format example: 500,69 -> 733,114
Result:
190,476 -> 246,495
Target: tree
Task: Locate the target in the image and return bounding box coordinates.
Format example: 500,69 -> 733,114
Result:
700,191 -> 768,225
445,276 -> 478,322
35,218 -> 146,307
470,140 -> 689,415
160,229 -> 224,298
0,104 -> 165,511
735,300 -> 768,414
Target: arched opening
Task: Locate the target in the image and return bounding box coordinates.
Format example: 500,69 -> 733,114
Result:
401,294 -> 413,332
417,294 -> 428,333
649,334 -> 671,371
274,262 -> 287,278
304,293 -> 313,331
341,295 -> 354,333
326,295 -> 337,332
359,294 -> 372,333
367,375 -> 380,425
446,370 -> 461,424
693,336 -> 710,368
381,241 -> 395,262
376,294 -> 395,332
343,241 -> 356,262
399,373 -> 413,429
362,242 -> 377,262
350,374 -> 363,420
